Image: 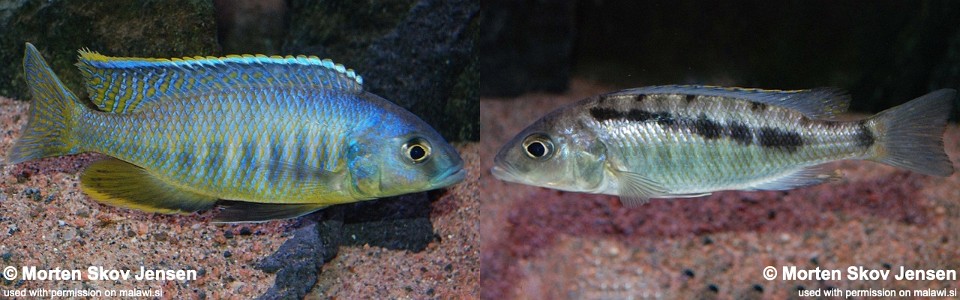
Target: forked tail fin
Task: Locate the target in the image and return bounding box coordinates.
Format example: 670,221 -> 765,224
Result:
868,89 -> 956,176
4,43 -> 84,164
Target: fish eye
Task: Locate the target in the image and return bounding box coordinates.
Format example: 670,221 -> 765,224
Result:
402,138 -> 431,164
522,134 -> 554,160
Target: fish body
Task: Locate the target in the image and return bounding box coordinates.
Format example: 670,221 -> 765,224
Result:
6,43 -> 465,222
492,85 -> 955,206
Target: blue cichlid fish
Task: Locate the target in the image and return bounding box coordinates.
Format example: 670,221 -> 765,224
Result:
5,43 -> 465,222
492,85 -> 955,206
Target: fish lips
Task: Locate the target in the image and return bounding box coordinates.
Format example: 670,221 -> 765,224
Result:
490,156 -> 525,184
431,164 -> 466,188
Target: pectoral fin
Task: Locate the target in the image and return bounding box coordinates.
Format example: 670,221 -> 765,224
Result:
80,158 -> 218,214
611,168 -> 669,208
214,201 -> 328,223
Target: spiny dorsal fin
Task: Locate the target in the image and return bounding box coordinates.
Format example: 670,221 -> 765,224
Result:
610,85 -> 851,119
76,50 -> 363,113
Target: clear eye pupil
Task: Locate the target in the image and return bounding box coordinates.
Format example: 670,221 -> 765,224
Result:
526,142 -> 546,157
409,145 -> 426,160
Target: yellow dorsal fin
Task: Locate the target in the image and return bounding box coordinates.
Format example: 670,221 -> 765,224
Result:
76,49 -> 364,113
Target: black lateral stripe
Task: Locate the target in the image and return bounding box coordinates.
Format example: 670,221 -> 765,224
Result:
590,107 -> 678,124
693,114 -> 722,139
728,122 -> 753,145
590,108 -> 808,150
654,112 -> 676,126
855,120 -> 875,148
589,107 -> 622,122
757,127 -> 803,152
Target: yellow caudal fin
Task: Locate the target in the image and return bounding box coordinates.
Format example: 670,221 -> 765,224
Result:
5,43 -> 85,164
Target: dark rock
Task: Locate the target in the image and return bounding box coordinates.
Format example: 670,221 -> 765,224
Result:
340,193 -> 436,252
284,0 -> 478,142
0,0 -> 219,100
479,0 -> 575,97
316,208 -> 344,263
213,0 -> 286,55
256,220 -> 331,300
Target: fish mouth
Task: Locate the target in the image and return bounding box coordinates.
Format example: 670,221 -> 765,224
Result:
432,164 -> 466,187
490,165 -> 517,183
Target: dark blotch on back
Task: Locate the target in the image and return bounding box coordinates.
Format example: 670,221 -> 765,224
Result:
684,94 -> 696,102
635,94 -> 646,102
751,102 -> 767,112
855,120 -> 875,148
757,127 -> 803,152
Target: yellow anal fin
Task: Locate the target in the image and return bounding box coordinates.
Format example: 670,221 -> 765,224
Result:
80,158 -> 217,214
213,201 -> 327,223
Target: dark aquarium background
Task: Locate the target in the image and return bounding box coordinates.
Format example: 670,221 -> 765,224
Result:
482,0 -> 960,117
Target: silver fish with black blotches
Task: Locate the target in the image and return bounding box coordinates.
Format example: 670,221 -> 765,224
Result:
492,85 -> 956,206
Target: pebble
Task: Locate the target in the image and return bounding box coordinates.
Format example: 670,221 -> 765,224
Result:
63,229 -> 75,241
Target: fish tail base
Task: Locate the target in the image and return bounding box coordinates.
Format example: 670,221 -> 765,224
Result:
868,89 -> 956,176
